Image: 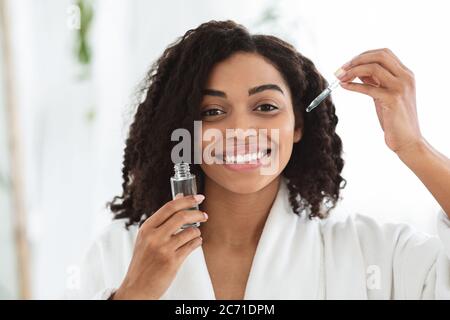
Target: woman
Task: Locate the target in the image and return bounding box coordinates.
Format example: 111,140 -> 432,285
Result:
68,20 -> 450,299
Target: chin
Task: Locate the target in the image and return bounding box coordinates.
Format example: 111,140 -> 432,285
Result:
201,164 -> 280,194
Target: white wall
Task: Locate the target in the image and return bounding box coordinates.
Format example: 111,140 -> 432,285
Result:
2,0 -> 449,298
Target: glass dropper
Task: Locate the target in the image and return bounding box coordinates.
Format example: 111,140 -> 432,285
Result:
306,68 -> 345,113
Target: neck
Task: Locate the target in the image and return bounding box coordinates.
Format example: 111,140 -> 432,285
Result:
199,176 -> 281,248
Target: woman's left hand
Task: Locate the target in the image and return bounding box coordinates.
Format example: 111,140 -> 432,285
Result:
338,49 -> 450,218
337,48 -> 423,155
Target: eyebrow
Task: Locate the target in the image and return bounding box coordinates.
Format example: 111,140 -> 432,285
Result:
202,84 -> 284,98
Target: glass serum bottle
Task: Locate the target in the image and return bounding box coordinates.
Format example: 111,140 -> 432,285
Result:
170,162 -> 201,229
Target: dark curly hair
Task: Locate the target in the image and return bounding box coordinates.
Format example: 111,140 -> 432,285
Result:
108,20 -> 346,228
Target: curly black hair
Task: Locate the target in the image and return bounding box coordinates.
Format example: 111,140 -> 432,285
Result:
108,20 -> 346,228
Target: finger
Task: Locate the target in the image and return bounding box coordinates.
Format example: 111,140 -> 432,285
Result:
359,76 -> 380,87
358,48 -> 400,63
160,209 -> 208,236
169,225 -> 202,250
175,235 -> 203,260
343,49 -> 405,78
368,48 -> 412,74
143,194 -> 205,229
340,81 -> 389,100
350,48 -> 403,69
339,63 -> 398,88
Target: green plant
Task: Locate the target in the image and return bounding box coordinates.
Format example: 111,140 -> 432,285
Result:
75,0 -> 94,68
72,0 -> 96,122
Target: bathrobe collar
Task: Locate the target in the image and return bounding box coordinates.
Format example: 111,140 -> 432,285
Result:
160,176 -> 325,299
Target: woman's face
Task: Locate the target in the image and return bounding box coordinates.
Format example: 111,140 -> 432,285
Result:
199,52 -> 302,194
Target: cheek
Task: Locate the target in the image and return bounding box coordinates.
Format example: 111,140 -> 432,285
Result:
278,129 -> 295,170
270,114 -> 296,159
199,123 -> 223,160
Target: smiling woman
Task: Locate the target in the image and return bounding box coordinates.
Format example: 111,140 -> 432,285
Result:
65,19 -> 450,300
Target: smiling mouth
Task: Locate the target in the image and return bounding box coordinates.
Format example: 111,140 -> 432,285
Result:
215,148 -> 272,164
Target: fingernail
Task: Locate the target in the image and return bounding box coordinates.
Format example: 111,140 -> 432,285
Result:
194,194 -> 205,203
174,193 -> 183,199
334,67 -> 346,79
203,212 -> 208,220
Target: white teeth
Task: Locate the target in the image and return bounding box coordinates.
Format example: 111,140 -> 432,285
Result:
223,150 -> 270,164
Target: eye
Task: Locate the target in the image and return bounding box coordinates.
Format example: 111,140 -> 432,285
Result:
254,103 -> 278,112
201,108 -> 226,117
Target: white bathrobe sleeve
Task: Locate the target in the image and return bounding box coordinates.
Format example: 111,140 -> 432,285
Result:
63,219 -> 136,300
389,208 -> 450,299
425,209 -> 450,299
322,207 -> 450,299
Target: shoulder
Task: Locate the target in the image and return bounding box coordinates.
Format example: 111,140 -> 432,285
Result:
320,211 -> 432,239
318,212 -> 441,257
83,218 -> 139,266
83,218 -> 139,277
93,218 -> 139,252
65,219 -> 139,299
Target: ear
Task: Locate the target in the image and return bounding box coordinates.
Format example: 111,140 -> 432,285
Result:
293,127 -> 302,143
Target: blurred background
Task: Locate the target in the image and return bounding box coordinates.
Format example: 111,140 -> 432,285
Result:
0,0 -> 449,299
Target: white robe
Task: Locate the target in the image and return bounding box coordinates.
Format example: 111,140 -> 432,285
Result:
65,177 -> 450,299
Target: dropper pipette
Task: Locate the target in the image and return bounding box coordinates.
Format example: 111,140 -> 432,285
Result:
306,68 -> 345,112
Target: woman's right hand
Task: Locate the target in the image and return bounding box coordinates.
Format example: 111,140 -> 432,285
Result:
111,194 -> 208,300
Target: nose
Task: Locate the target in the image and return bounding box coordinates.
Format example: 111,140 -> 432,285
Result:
225,113 -> 264,154
227,107 -> 256,132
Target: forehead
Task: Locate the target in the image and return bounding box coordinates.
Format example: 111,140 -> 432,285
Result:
204,52 -> 290,95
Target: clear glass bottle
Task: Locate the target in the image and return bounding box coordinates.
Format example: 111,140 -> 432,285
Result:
170,162 -> 201,229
